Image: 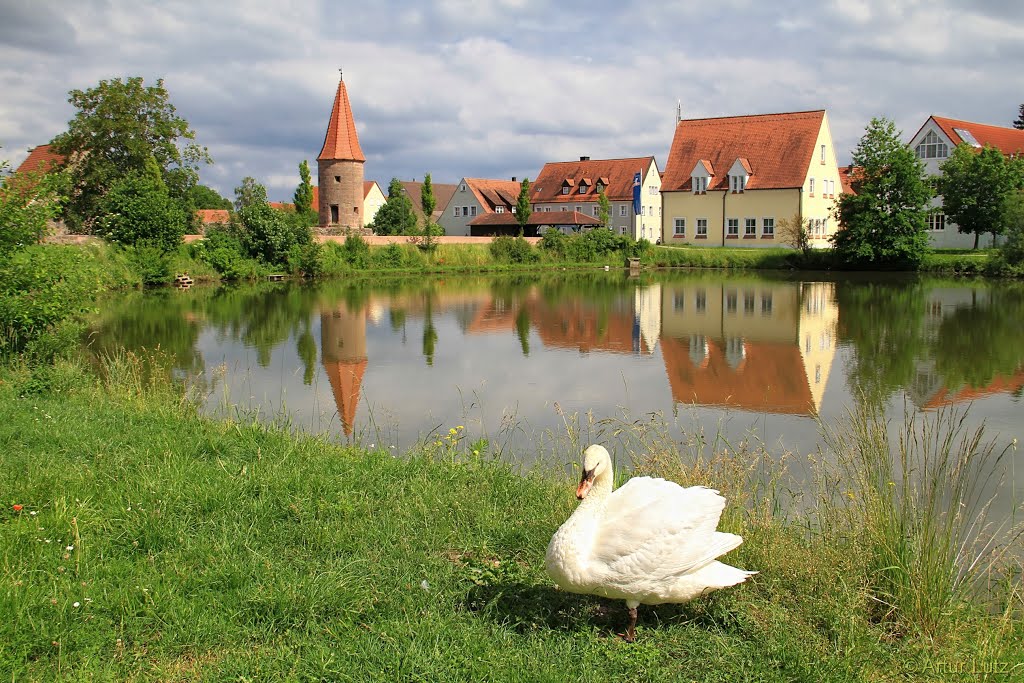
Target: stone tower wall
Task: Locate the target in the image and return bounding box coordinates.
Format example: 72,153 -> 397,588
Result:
318,159 -> 365,229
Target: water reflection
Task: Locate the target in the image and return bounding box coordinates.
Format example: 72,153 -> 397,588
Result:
659,281 -> 837,416
85,273 -> 1023,453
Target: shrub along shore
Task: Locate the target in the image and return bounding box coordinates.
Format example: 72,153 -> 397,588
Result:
1,353 -> 1021,681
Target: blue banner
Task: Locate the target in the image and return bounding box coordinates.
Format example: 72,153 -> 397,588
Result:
632,172 -> 642,215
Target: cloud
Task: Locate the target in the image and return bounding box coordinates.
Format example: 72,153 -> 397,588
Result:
1,1 -> 1022,201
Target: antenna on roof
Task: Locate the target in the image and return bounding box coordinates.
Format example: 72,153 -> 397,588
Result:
676,100 -> 682,124
338,67 -> 343,81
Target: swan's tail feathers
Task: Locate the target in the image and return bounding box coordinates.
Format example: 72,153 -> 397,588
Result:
710,531 -> 744,559
692,561 -> 758,590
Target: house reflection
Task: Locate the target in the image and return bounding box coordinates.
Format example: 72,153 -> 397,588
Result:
660,281 -> 838,415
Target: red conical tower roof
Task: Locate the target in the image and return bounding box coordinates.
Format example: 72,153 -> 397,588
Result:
318,75 -> 365,162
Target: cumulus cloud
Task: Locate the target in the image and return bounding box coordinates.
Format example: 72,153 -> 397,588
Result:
1,0 -> 1021,201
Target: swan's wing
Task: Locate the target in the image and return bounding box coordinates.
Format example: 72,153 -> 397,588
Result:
591,478 -> 739,580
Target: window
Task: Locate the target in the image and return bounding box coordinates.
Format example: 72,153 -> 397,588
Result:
648,205 -> 653,217
511,207 -> 517,214
761,293 -> 773,315
726,291 -> 738,313
830,179 -> 836,196
821,144 -> 826,164
673,218 -> 686,236
730,175 -> 746,192
641,206 -> 645,216
915,130 -> 948,159
593,206 -> 599,217
695,288 -> 707,313
619,206 -> 627,217
744,218 -> 756,236
330,205 -> 339,223
693,176 -> 707,193
460,183 -> 466,192
809,178 -> 815,196
470,206 -> 477,217
454,207 -> 461,217
696,218 -> 708,237
495,206 -> 505,213
579,184 -> 587,194
727,218 -> 739,236
561,186 -> 569,195
673,291 -> 685,311
927,212 -> 946,231
822,217 -> 828,233
596,182 -> 604,193
334,176 -> 340,183
575,205 -> 581,213
762,217 -> 775,237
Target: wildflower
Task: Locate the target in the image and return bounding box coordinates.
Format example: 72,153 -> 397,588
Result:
420,580 -> 430,591
12,504 -> 23,512
66,545 -> 74,552
73,602 -> 80,608
30,511 -> 38,516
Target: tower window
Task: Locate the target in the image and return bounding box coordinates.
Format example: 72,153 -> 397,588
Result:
334,176 -> 341,183
330,205 -> 339,223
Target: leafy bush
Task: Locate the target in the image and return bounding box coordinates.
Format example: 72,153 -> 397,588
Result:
189,226 -> 260,280
98,156 -> 187,253
341,234 -> 371,268
488,235 -> 538,263
126,241 -> 174,285
237,203 -> 291,266
0,245 -> 109,354
374,243 -> 406,269
287,241 -> 323,278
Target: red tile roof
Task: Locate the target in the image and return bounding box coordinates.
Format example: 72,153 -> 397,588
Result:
463,178 -> 522,212
364,180 -> 381,198
467,210 -> 601,227
14,144 -> 64,175
400,180 -> 458,223
531,157 -> 657,204
318,77 -> 365,162
268,201 -> 294,211
196,209 -> 230,224
926,116 -> 1024,157
662,110 -> 827,192
837,165 -> 862,195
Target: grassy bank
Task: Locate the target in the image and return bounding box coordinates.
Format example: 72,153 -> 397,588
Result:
1,357 -> 1020,681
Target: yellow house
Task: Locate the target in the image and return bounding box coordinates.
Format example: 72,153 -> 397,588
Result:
661,110 -> 842,248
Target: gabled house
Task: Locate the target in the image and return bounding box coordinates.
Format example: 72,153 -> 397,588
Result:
530,156 -> 661,241
397,180 -> 458,228
438,177 -> 523,236
467,209 -> 600,237
13,144 -> 64,177
661,110 -> 842,248
908,116 -> 1024,248
363,181 -> 386,225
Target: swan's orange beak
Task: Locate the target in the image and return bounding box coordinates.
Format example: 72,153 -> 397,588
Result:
576,469 -> 595,500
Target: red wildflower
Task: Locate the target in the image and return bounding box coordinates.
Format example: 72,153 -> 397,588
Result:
12,504 -> 23,512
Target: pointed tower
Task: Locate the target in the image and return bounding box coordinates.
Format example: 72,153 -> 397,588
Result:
318,72 -> 366,229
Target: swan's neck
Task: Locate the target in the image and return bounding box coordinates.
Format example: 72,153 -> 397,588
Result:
582,470 -> 614,506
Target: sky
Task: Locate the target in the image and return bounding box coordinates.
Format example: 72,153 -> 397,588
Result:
2,0 -> 1023,203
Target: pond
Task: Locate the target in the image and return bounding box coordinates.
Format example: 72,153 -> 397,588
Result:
85,269 -> 1023,528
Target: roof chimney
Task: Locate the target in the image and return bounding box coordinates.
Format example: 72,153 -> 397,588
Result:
580,156 -> 590,161
511,176 -> 517,182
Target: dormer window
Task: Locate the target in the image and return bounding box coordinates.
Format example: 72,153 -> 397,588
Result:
727,158 -> 751,194
579,182 -> 589,194
561,186 -> 569,195
693,176 -> 707,193
690,159 -> 713,195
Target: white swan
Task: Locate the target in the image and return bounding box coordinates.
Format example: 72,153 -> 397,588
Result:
545,444 -> 756,641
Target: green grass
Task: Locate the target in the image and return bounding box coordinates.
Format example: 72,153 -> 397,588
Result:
1,358 -> 1021,681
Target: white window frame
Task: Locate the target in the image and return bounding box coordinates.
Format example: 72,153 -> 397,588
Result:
820,144 -> 826,164
809,178 -> 815,195
727,218 -> 739,236
696,218 -> 708,236
692,176 -> 707,193
673,218 -> 686,236
915,130 -> 949,159
561,185 -> 569,195
762,217 -> 775,237
619,205 -> 627,217
454,207 -> 461,217
495,206 -> 505,214
744,217 -> 756,236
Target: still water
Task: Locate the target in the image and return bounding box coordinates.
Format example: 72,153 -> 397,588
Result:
85,270 -> 1022,515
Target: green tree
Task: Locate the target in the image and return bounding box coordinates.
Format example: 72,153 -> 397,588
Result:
234,176 -> 268,212
1013,104 -> 1024,130
293,160 -> 315,222
515,177 -> 531,235
597,187 -> 611,229
51,76 -> 209,231
188,184 -> 231,210
98,155 -> 187,253
937,144 -> 1024,249
371,178 -> 416,235
998,190 -> 1024,267
831,117 -> 932,268
421,172 -> 437,248
0,152 -> 64,258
